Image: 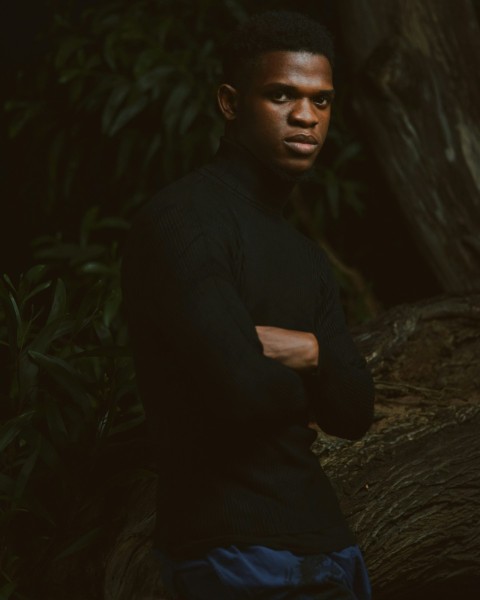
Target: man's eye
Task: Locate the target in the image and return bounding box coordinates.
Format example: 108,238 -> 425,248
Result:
270,91 -> 290,102
314,95 -> 331,107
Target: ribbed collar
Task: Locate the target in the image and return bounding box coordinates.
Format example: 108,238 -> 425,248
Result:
207,137 -> 297,216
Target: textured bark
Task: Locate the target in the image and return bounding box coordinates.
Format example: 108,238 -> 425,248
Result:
336,0 -> 480,292
318,406 -> 480,599
314,294 -> 480,597
95,294 -> 480,600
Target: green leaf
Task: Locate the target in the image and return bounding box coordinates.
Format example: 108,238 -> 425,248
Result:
109,93 -> 149,136
44,398 -> 70,443
14,441 -> 40,501
178,103 -> 199,134
0,412 -> 35,454
80,206 -> 100,246
17,352 -> 40,404
58,67 -> 84,84
29,316 -> 76,354
23,281 -> 52,305
0,474 -> 14,494
93,216 -> 130,230
21,264 -> 49,290
0,582 -> 17,600
37,432 -> 61,470
55,34 -> 89,69
0,281 -> 19,353
109,413 -> 145,436
162,82 -> 191,137
47,131 -> 66,191
47,279 -> 67,324
8,293 -> 22,349
333,142 -> 362,170
28,351 -> 93,408
94,320 -> 113,345
19,489 -> 56,527
103,31 -> 119,70
54,527 -> 102,561
61,403 -> 87,442
79,262 -> 112,275
103,287 -> 121,328
342,181 -> 365,215
101,82 -> 130,134
5,99 -> 44,138
72,280 -> 103,334
142,133 -> 162,171
71,346 -> 131,359
34,243 -> 105,265
136,66 -> 174,92
224,0 -> 248,22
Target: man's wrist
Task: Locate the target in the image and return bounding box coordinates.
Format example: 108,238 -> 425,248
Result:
304,333 -> 319,371
255,326 -> 319,371
287,331 -> 319,371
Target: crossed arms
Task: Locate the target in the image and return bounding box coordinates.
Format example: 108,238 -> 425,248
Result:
256,326 -> 319,372
123,203 -> 374,440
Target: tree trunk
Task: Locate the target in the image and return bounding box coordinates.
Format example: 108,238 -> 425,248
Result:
336,0 -> 480,293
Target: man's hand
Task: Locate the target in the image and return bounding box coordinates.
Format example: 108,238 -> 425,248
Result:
255,325 -> 319,372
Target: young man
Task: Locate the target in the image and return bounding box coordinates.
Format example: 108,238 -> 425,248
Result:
122,11 -> 374,600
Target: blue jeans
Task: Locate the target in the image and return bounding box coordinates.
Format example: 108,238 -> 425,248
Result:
153,543 -> 372,599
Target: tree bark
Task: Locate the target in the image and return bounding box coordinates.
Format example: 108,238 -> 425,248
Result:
315,293 -> 480,598
336,0 -> 480,293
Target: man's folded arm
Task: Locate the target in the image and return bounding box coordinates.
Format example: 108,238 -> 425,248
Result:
304,253 -> 375,440
122,205 -> 308,426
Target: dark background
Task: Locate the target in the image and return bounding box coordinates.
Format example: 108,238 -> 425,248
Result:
1,0 -> 441,313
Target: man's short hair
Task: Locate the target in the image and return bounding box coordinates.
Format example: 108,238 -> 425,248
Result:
222,10 -> 335,87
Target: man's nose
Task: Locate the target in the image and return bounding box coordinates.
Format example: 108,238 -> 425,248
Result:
288,99 -> 319,127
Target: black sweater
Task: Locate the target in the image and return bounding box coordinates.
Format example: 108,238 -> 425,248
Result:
121,138 -> 374,560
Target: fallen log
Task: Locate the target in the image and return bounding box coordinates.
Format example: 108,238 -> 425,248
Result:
321,293 -> 480,598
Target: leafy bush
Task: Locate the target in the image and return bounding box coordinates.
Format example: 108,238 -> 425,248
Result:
5,0 -> 244,232
0,212 -> 143,597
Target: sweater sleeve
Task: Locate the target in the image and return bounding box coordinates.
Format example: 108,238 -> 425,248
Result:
122,199 -> 309,426
304,250 -> 375,440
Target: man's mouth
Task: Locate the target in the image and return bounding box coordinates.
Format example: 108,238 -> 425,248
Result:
283,133 -> 319,156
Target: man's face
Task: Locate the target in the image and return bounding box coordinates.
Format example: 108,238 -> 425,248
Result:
227,51 -> 334,176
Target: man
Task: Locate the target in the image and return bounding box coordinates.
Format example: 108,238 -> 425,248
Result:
122,10 -> 374,600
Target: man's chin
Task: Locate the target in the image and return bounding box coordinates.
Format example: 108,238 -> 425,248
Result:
270,160 -> 317,184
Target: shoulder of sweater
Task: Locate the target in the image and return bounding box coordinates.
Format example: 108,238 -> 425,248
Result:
125,165 -> 242,258
132,165 -> 239,227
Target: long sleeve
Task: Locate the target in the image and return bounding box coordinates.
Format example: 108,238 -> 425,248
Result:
304,249 -> 375,440
122,144 -> 363,559
122,196 -> 309,426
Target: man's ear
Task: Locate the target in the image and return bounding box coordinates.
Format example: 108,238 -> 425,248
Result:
217,84 -> 238,121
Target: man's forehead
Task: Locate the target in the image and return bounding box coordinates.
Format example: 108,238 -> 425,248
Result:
250,50 -> 333,88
